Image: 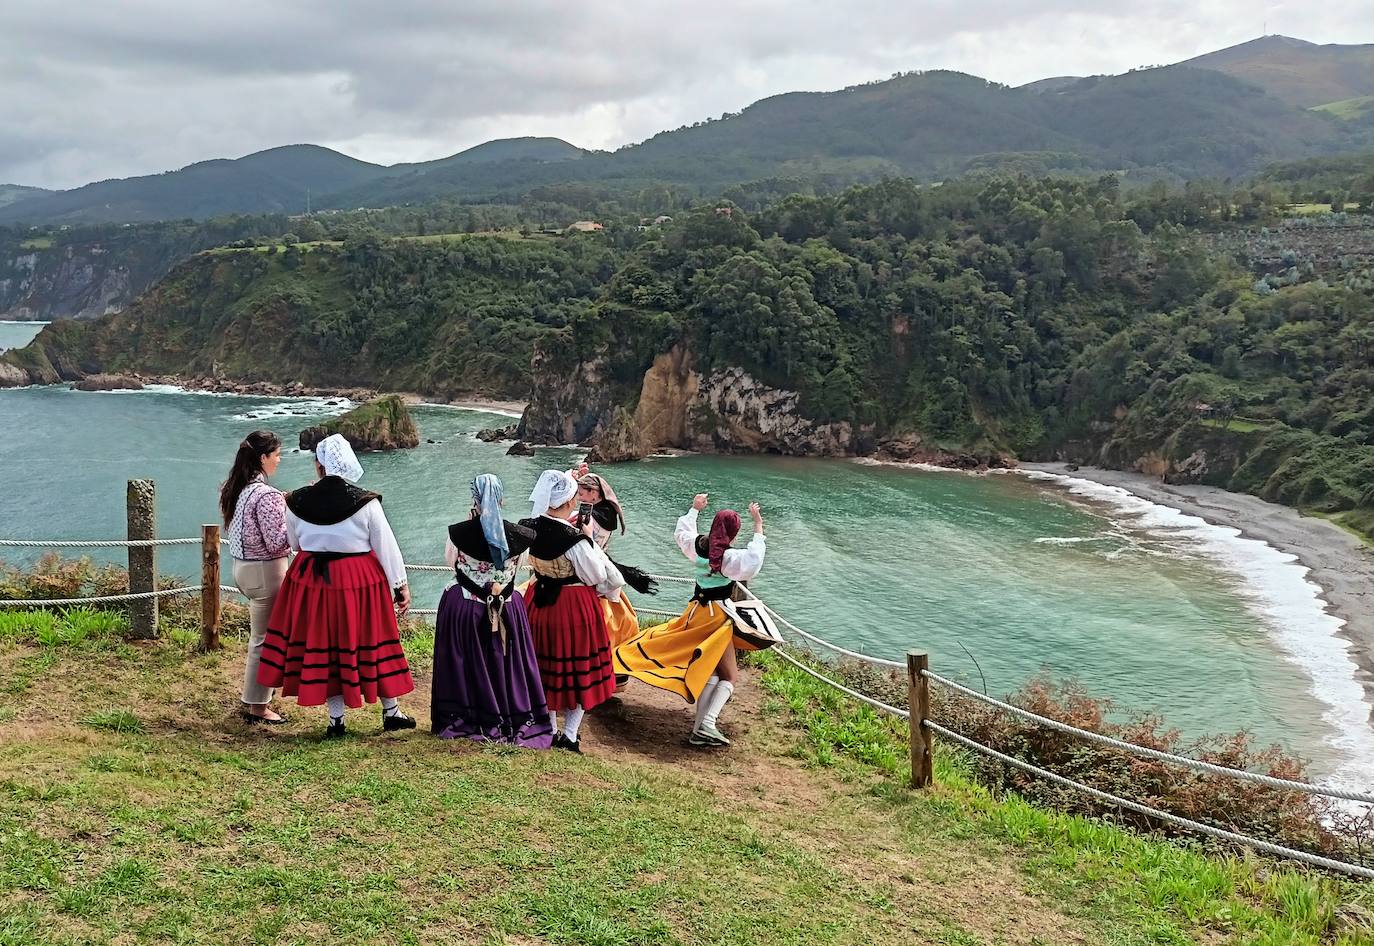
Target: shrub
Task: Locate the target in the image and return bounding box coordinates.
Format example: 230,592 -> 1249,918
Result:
780,651 -> 1353,862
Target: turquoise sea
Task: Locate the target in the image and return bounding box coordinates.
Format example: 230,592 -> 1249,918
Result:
0,332 -> 1368,783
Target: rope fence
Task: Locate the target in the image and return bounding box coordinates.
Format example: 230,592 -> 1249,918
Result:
922,670 -> 1374,806
0,537 -> 202,548
927,721 -> 1374,881
6,511 -> 1374,878
0,585 -> 204,608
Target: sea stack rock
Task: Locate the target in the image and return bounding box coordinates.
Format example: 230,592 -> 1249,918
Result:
73,374 -> 145,392
505,441 -> 536,457
476,423 -> 519,443
299,395 -> 420,452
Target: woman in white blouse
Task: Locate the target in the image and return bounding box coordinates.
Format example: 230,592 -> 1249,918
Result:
519,470 -> 625,753
256,434 -> 416,738
613,493 -> 766,747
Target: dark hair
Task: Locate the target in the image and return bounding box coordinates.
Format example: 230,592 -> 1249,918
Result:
219,430 -> 282,525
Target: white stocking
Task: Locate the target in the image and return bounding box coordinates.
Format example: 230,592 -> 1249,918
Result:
694,676 -> 720,731
701,680 -> 734,729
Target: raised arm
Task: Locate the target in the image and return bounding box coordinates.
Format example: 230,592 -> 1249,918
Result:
721,501 -> 766,581
675,493 -> 709,562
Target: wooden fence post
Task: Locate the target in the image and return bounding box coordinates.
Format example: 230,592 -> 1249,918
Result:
200,524 -> 221,652
908,650 -> 933,788
126,479 -> 158,639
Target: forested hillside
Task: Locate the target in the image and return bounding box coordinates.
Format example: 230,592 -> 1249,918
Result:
6,175 -> 1372,535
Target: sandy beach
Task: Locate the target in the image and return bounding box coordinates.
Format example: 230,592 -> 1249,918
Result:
1024,462 -> 1374,712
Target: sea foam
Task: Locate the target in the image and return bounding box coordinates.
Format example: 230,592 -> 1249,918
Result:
1021,469 -> 1374,791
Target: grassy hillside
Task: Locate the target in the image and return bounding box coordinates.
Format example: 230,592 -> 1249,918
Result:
0,601 -> 1367,945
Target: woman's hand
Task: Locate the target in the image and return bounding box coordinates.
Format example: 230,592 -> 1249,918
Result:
395,584 -> 411,615
749,501 -> 764,531
692,493 -> 709,511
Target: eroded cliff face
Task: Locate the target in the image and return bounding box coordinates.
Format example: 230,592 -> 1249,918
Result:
529,344 -> 876,460
0,245 -> 137,320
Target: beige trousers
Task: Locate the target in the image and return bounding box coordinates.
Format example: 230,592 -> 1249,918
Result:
233,557 -> 289,706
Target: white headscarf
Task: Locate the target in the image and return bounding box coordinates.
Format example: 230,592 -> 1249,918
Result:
316,434 -> 364,483
529,469 -> 577,518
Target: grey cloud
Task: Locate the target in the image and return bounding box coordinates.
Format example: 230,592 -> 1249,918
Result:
1,0 -> 1370,188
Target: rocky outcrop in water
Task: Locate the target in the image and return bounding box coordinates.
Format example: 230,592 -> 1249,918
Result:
72,374 -> 144,392
299,395 -> 419,452
476,423 -> 518,442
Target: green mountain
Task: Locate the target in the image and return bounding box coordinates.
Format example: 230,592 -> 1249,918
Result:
0,184 -> 51,209
1181,35 -> 1374,109
0,145 -> 391,225
4,35 -> 1372,226
326,137 -> 589,209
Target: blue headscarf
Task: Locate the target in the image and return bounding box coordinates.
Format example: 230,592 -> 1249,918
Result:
471,474 -> 509,570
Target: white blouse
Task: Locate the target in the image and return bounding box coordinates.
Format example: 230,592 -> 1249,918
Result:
675,508 -> 766,581
541,514 -> 625,601
286,499 -> 408,589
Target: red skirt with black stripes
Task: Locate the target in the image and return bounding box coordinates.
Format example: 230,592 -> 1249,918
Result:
523,583 -> 615,712
257,551 -> 414,708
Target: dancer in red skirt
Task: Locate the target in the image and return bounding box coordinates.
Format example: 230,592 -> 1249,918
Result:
520,469 -> 625,753
257,434 -> 417,738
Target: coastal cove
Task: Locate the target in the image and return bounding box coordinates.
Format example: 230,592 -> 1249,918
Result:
1,384 -> 1371,789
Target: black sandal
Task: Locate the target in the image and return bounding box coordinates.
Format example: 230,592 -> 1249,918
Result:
241,710 -> 288,726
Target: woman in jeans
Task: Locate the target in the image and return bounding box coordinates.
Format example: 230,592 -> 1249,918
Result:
219,429 -> 291,724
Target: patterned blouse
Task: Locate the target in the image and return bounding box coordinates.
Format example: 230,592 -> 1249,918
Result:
228,477 -> 289,561
444,539 -> 521,599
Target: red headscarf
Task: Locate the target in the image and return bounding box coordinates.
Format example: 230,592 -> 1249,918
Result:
707,510 -> 741,574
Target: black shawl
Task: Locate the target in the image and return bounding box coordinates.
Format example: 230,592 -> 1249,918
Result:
286,476 -> 381,526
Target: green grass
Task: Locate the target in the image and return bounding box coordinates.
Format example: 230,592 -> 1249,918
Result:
0,619 -> 1370,944
755,651 -> 1374,946
18,237 -> 53,250
1311,96 -> 1374,121
1198,417 -> 1274,433
1287,203 -> 1337,216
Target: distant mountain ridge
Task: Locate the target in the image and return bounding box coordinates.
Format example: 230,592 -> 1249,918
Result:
1181,35 -> 1374,109
2,35 -> 1372,225
0,184 -> 52,209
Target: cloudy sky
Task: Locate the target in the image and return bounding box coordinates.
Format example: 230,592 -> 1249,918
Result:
3,1 -> 1370,189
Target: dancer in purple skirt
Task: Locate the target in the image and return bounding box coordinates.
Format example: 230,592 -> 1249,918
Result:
431,474 -> 554,748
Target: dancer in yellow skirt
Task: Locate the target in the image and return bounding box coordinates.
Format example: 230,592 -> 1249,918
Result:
614,493 -> 766,746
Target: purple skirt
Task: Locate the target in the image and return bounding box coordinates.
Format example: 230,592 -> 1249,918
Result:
431,586 -> 553,748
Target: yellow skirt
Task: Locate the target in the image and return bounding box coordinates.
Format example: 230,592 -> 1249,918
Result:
602,595 -> 640,649
613,600 -> 760,703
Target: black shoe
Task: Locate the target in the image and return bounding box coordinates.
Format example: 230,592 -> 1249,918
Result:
241,710 -> 287,726
324,720 -> 346,739
554,733 -> 582,754
382,710 -> 417,732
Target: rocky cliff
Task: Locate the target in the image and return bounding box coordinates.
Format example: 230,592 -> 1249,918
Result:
0,245 -> 134,320
534,343 -> 1010,466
